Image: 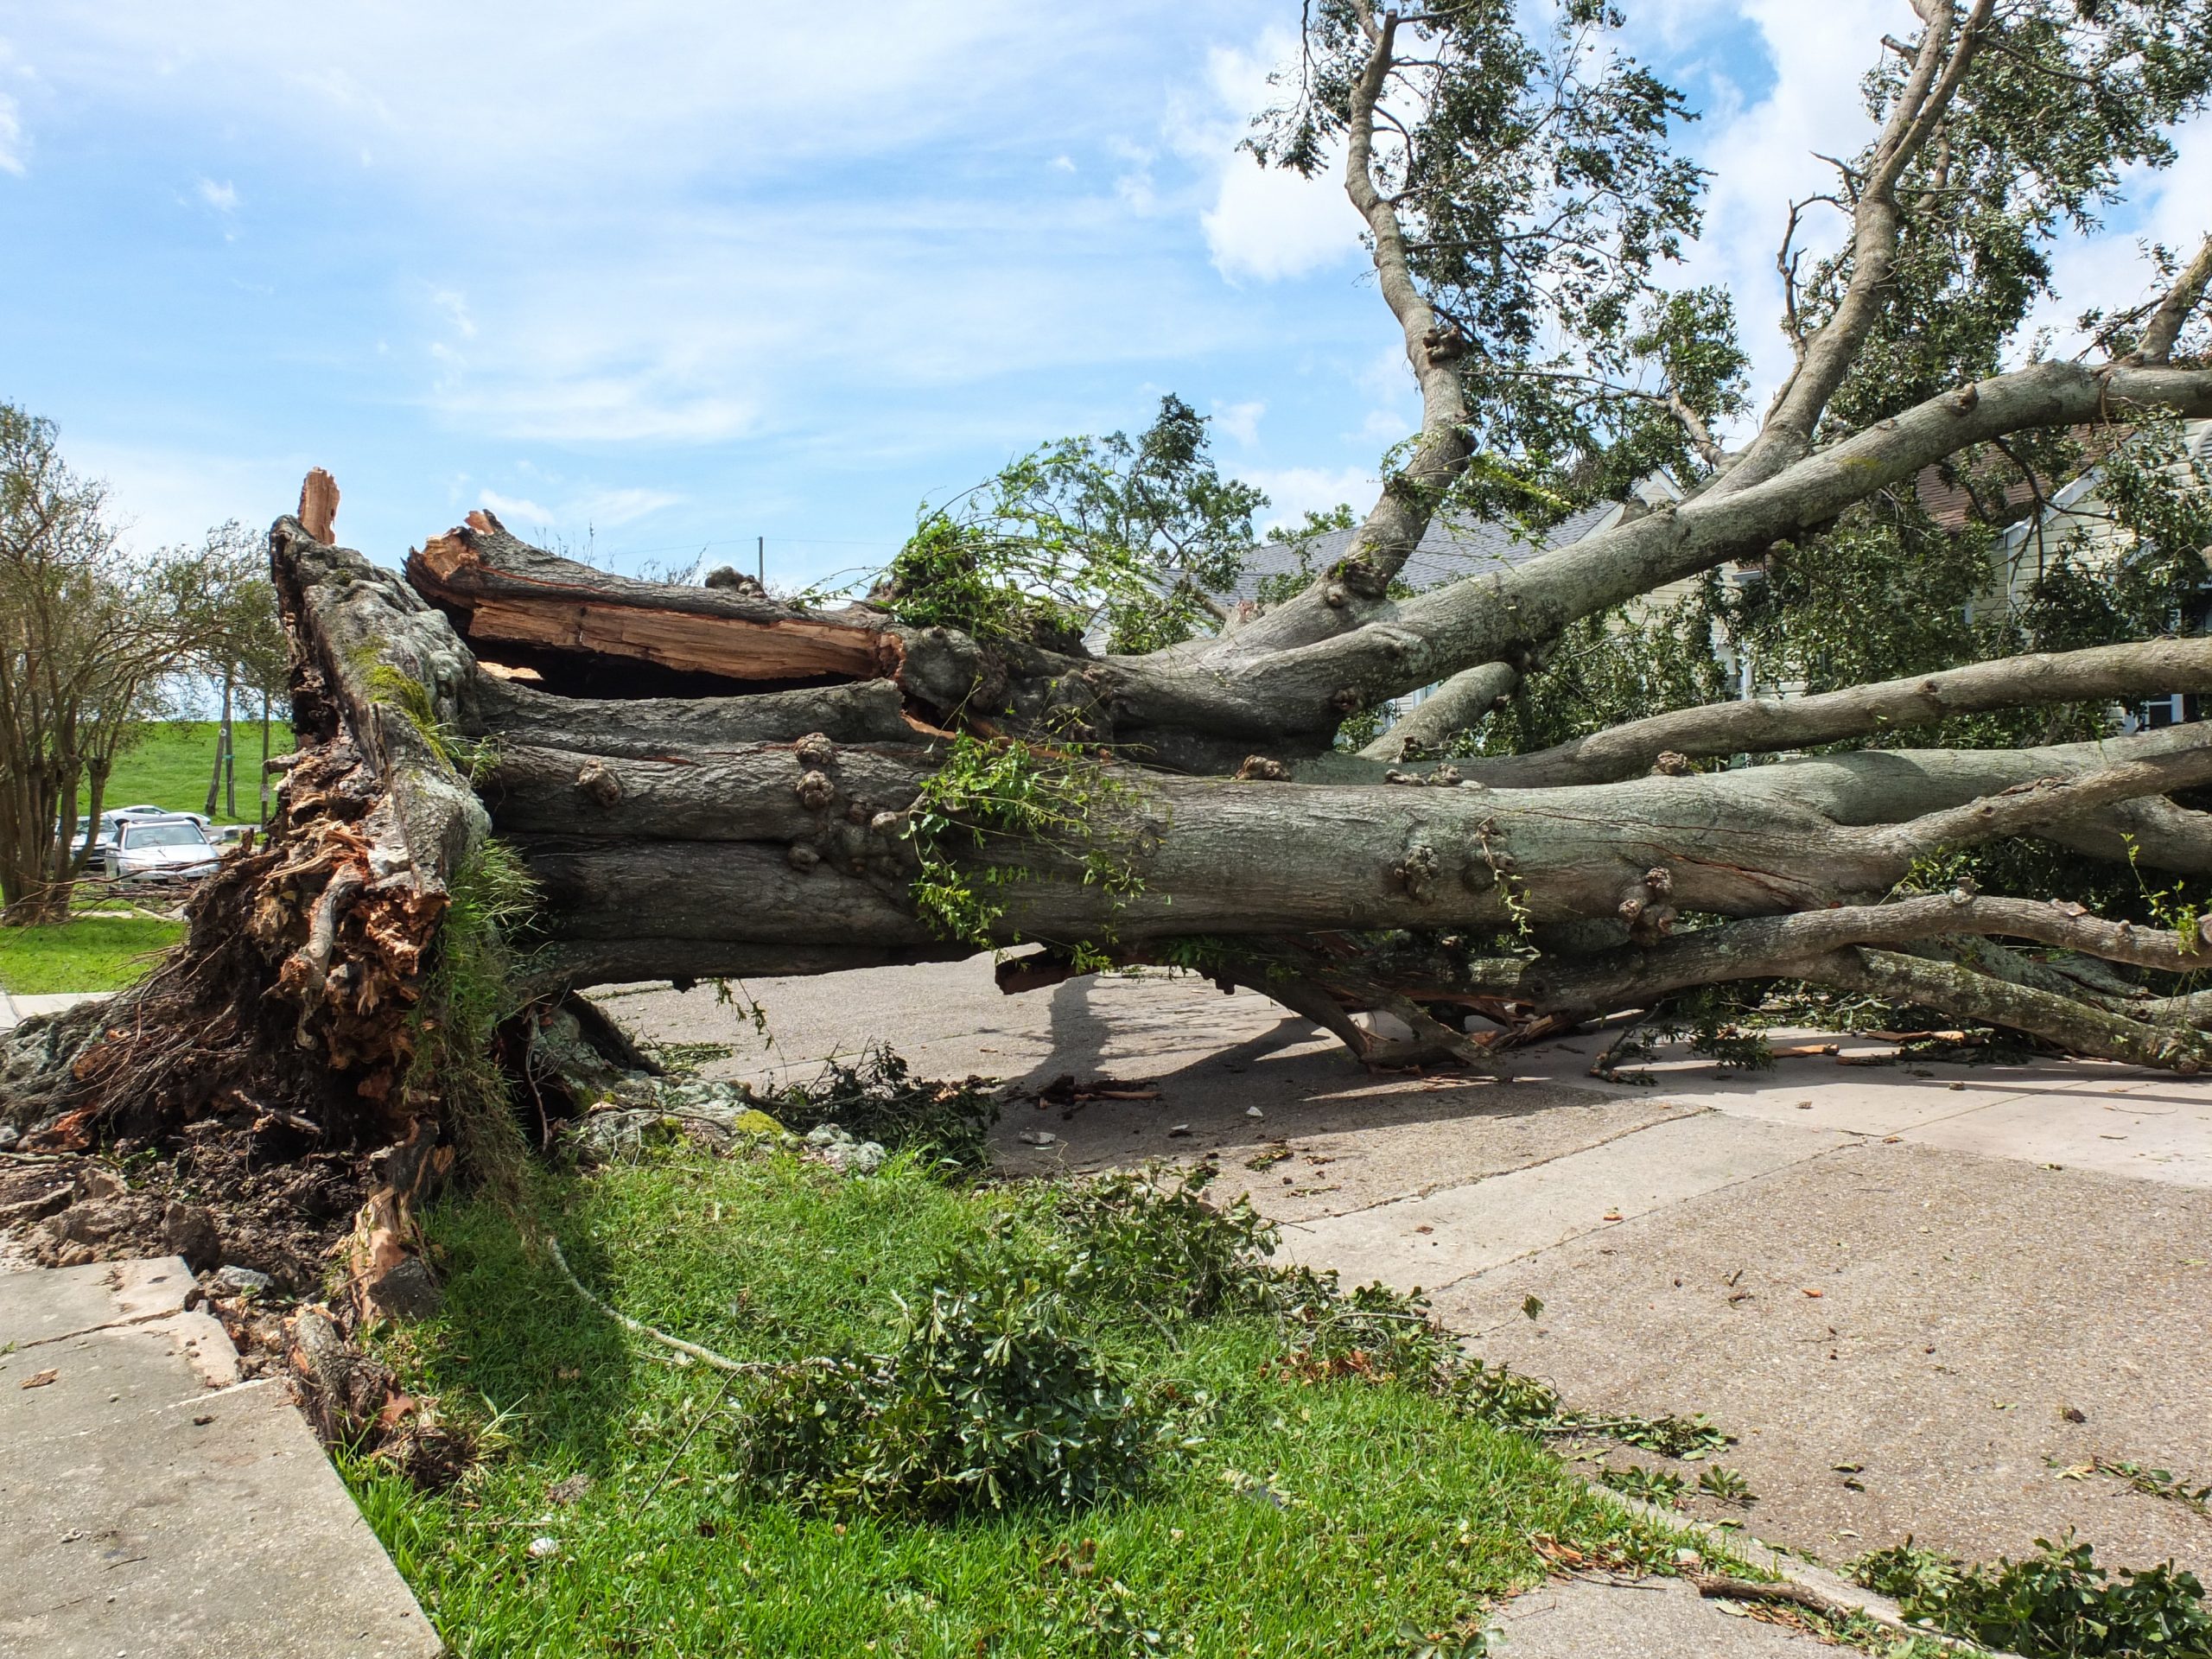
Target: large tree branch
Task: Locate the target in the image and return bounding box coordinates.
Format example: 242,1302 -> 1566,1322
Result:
1728,1 -> 1994,495
1467,637 -> 2212,787
1107,359 -> 2212,740
1210,1 -> 1471,660
2128,233 -> 2212,366
1865,732 -> 2212,861
1360,660 -> 1519,761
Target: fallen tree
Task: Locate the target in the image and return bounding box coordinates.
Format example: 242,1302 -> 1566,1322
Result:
7,3 -> 2212,1298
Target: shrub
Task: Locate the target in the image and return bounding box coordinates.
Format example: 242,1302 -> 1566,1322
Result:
1854,1535 -> 2212,1657
734,1251 -> 1159,1513
1052,1163 -> 1282,1317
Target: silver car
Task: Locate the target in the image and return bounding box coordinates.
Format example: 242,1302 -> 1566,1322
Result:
98,815 -> 221,882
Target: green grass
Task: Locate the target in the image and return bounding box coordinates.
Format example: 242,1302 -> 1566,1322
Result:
347,1148 -> 1675,1658
0,915 -> 185,994
97,717 -> 294,821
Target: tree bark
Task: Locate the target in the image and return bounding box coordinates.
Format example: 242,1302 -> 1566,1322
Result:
1464,638 -> 2212,786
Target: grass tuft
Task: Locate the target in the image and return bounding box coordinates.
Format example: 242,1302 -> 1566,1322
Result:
405,836 -> 538,1194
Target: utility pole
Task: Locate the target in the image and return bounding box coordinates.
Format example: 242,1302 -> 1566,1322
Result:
757,534 -> 765,590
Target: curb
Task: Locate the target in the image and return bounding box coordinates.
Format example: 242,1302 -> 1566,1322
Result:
1585,1479 -> 2018,1656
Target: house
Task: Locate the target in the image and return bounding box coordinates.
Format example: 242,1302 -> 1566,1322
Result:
1974,417 -> 2212,727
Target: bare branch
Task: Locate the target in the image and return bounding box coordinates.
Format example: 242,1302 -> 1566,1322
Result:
1807,949 -> 2212,1071
1469,636 -> 2212,788
1471,899 -> 2212,1071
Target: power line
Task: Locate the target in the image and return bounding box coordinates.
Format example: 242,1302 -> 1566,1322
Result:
582,532 -> 904,562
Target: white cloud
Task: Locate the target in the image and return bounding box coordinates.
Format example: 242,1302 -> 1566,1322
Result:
429,286 -> 475,340
0,92 -> 23,175
1184,34 -> 1362,283
1247,464 -> 1376,531
9,5 -> 1287,456
571,486 -> 683,527
31,2 -> 1085,194
476,488 -> 550,524
195,175 -> 237,211
1109,137 -> 1158,213
440,378 -> 760,445
66,437 -> 302,552
476,482 -> 679,534
1212,397 -> 1263,445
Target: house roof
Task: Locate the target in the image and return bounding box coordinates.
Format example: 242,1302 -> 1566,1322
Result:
1219,495 -> 1633,604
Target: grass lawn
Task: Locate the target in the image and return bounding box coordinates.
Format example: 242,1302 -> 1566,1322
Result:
0,915 -> 185,995
99,716 -> 294,821
345,1142 -> 1703,1659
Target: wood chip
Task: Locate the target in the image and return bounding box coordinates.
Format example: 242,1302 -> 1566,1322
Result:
19,1369 -> 59,1389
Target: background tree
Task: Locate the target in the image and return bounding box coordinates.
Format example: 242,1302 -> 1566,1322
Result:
0,406 -> 261,922
874,394 -> 1267,658
189,523 -> 289,823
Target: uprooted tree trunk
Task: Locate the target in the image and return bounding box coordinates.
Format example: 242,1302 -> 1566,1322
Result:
5,496 -> 2212,1116
5,467 -> 2212,1318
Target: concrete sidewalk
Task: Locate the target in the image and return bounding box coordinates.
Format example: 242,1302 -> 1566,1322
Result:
0,987 -> 110,1033
608,957 -> 2212,1588
0,1256 -> 441,1659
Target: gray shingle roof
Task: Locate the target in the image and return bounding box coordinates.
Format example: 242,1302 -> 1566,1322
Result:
1219,499 -> 1622,604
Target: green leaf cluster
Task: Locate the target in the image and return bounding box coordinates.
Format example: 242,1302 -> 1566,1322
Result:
1816,0 -> 2212,436
1855,1534 -> 2212,1657
875,395 -> 1264,653
732,1249 -> 1162,1515
906,734 -> 1147,957
1253,3 -> 1738,528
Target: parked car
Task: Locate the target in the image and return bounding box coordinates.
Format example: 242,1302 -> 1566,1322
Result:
92,814 -> 221,883
67,805 -> 214,858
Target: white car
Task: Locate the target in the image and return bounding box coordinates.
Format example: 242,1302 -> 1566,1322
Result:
67,804 -> 214,856
97,815 -> 222,882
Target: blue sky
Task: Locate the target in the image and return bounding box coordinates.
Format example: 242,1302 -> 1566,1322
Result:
1,3 -> 2202,589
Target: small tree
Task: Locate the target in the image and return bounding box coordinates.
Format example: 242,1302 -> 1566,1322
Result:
0,406 -> 260,923
874,395 -> 1268,656
190,524 -> 289,823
